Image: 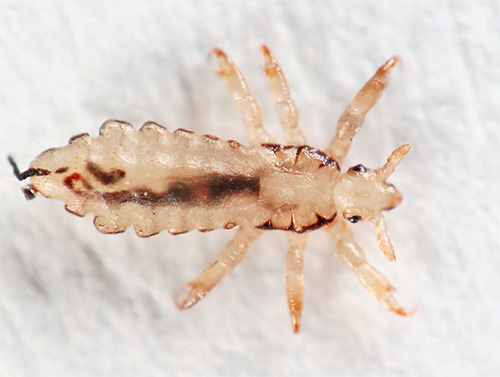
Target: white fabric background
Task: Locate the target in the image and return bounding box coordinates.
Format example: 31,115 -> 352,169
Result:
1,1 -> 499,376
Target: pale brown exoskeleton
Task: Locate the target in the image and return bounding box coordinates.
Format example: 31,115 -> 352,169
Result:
9,46 -> 414,332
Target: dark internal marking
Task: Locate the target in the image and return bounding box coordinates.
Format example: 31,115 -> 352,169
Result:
206,174 -> 260,204
100,174 -> 260,207
101,187 -> 195,207
86,162 -> 126,185
63,173 -> 93,192
257,213 -> 336,234
262,144 -> 339,170
64,173 -> 82,190
166,182 -> 194,203
55,167 -> 69,174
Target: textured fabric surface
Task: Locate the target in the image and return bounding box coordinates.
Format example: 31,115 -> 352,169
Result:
1,2 -> 499,376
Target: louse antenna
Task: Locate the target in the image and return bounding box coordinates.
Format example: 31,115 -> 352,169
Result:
8,155 -> 26,181
376,144 -> 412,181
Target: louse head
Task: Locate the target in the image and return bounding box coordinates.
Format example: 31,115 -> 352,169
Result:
333,144 -> 411,261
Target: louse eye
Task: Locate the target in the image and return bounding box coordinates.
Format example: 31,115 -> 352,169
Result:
345,215 -> 362,223
349,164 -> 367,174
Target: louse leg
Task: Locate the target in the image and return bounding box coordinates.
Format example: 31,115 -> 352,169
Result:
326,57 -> 399,163
211,49 -> 273,146
286,232 -> 308,332
261,45 -> 305,145
326,218 -> 415,316
178,225 -> 262,309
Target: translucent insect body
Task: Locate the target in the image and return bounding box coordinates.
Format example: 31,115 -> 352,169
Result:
10,46 -> 413,332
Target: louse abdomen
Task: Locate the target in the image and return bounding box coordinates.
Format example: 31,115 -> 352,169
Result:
28,121 -> 270,235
